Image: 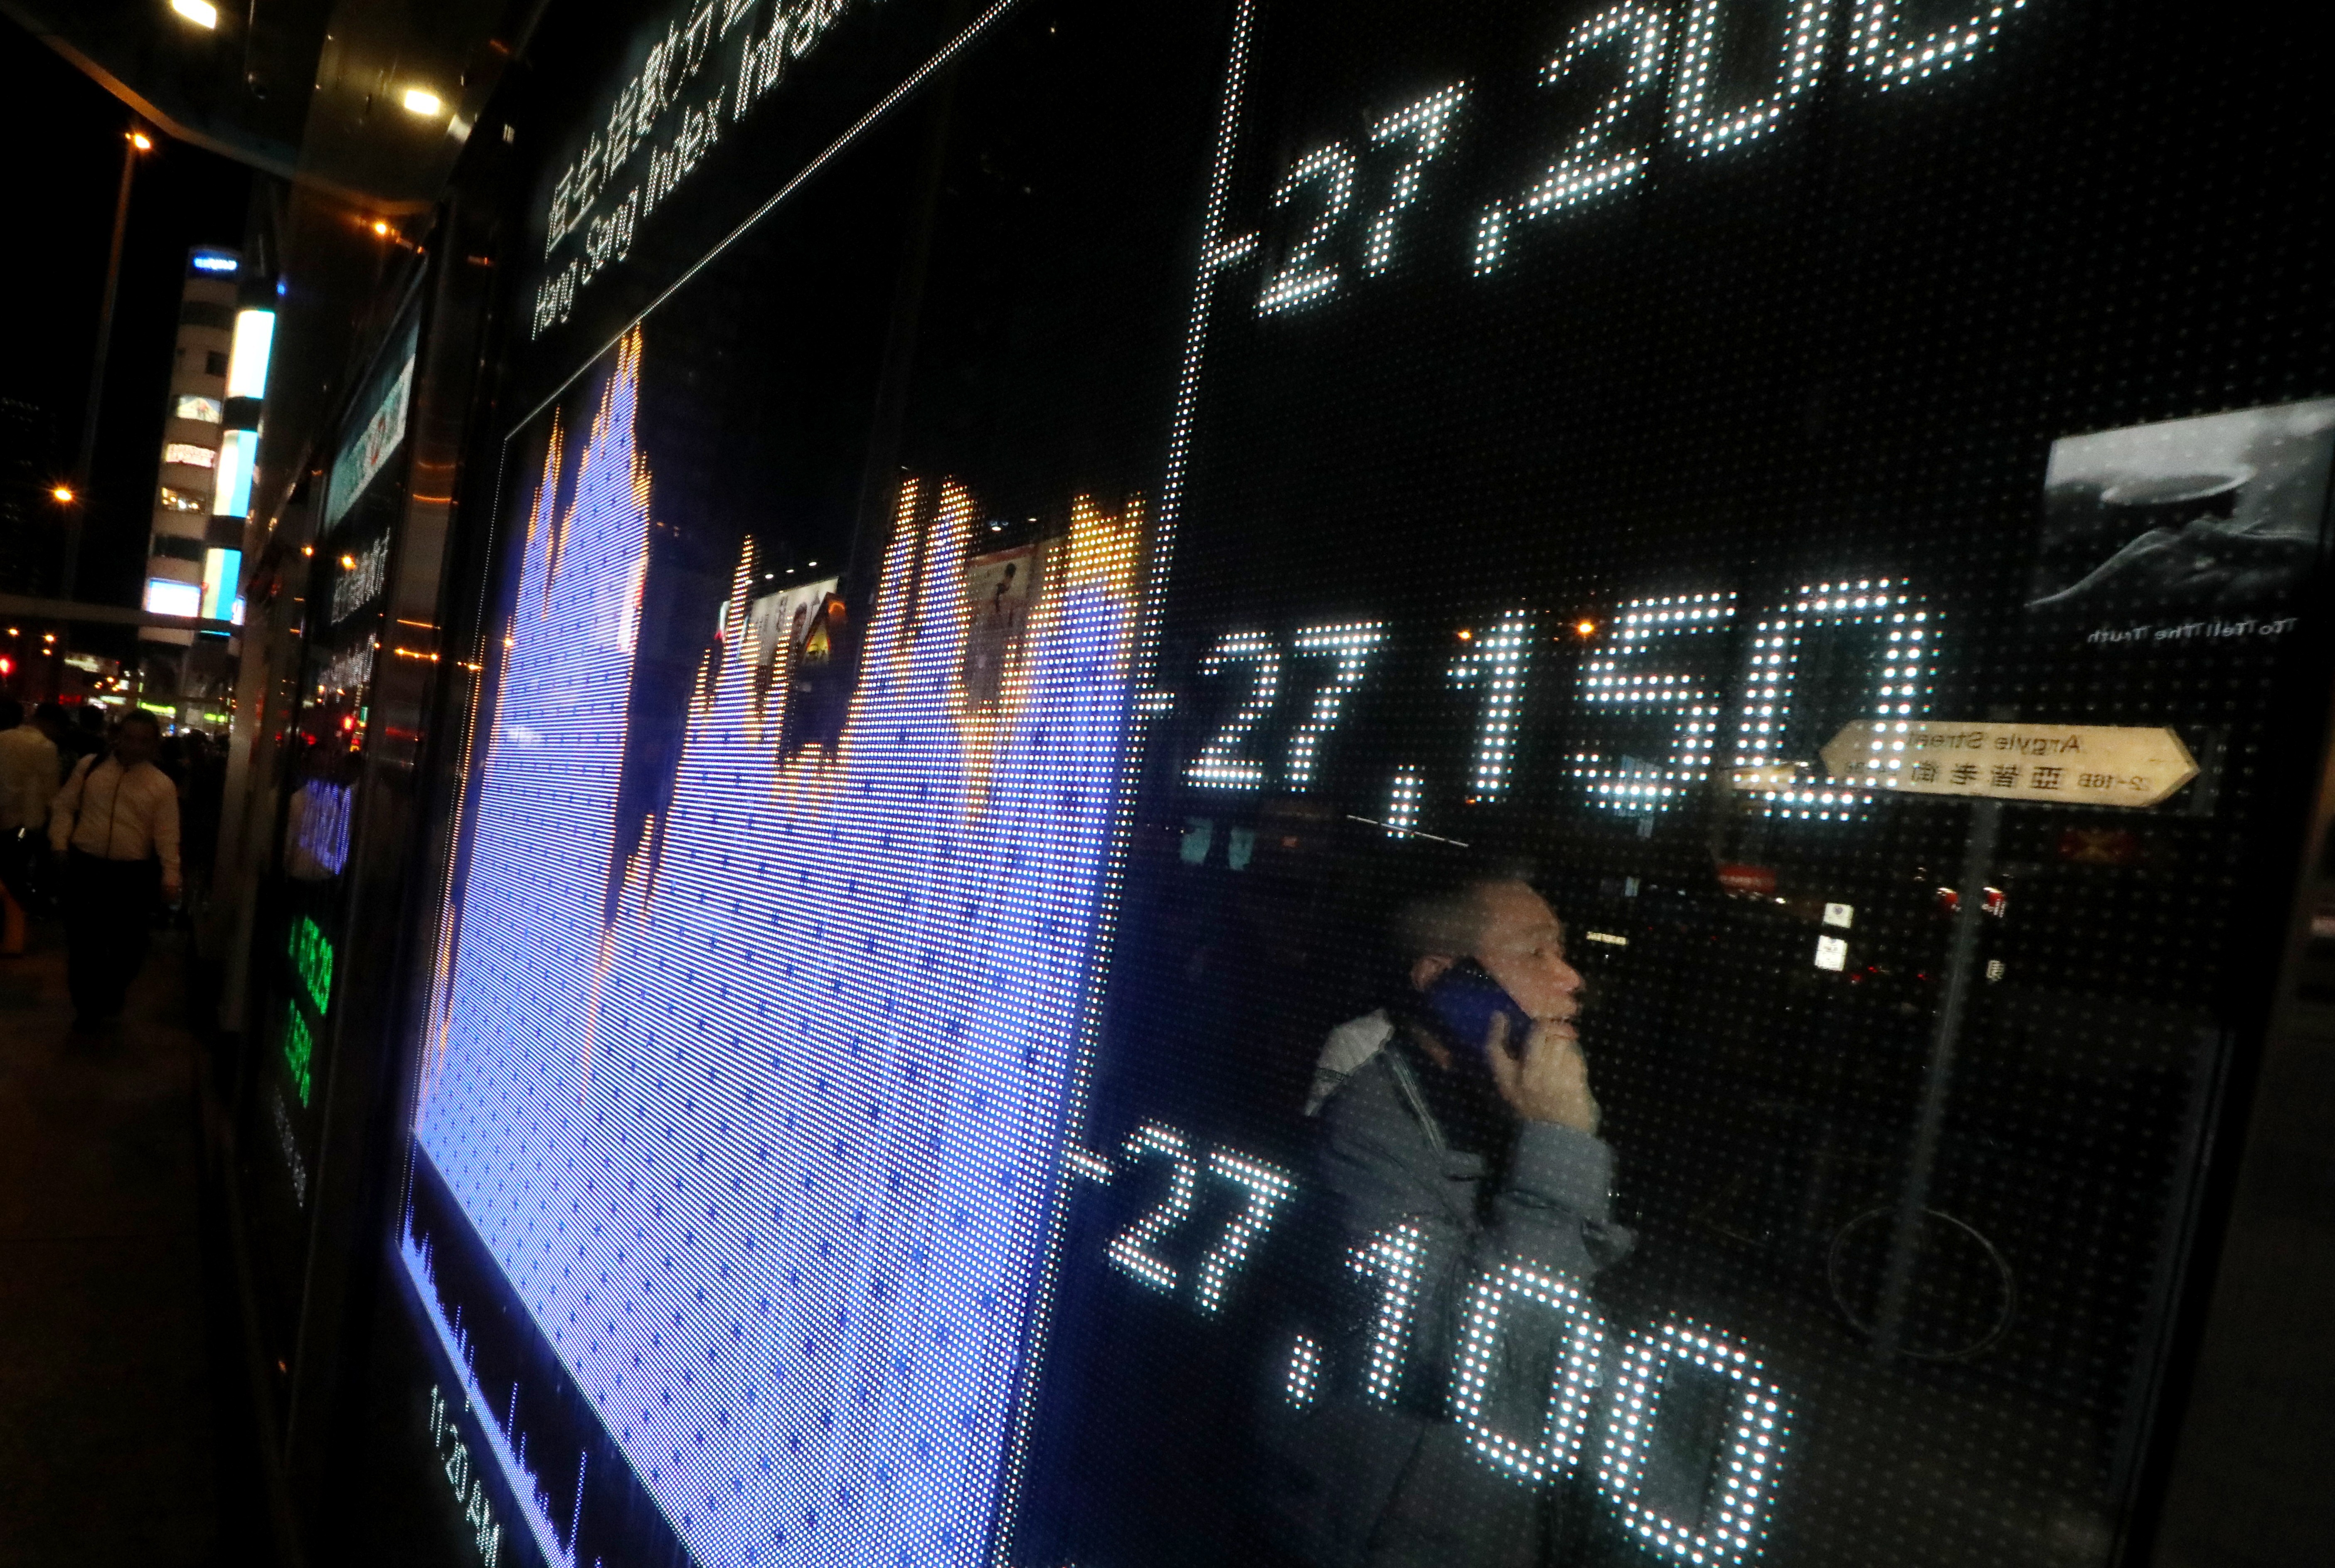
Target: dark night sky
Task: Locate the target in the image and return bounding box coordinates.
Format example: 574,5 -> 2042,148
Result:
1,20 -> 251,635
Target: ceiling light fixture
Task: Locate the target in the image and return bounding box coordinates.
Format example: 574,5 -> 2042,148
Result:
401,88 -> 443,117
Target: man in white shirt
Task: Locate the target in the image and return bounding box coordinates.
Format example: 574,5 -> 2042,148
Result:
0,698 -> 64,833
0,698 -> 65,955
48,710 -> 180,1029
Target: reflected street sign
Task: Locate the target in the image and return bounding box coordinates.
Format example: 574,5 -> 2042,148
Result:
1819,721 -> 2199,809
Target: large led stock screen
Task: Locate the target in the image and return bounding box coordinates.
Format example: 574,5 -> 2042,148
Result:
391,1 -> 2333,1567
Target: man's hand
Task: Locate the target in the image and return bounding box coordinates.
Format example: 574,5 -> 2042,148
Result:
1485,1016 -> 1600,1136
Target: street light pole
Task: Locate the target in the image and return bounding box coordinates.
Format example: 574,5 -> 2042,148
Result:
63,128 -> 145,604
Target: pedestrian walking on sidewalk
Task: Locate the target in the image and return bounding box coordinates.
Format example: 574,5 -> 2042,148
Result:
47,710 -> 180,1030
0,699 -> 66,955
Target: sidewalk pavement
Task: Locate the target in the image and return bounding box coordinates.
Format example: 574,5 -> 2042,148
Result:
0,920 -> 221,1565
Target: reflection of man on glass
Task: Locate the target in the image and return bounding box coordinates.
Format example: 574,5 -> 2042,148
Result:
1264,870 -> 1631,1568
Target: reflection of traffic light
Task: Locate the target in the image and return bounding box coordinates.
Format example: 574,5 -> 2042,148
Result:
0,656 -> 12,677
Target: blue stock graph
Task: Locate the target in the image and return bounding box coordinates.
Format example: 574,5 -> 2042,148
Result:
406,329 -> 1147,1568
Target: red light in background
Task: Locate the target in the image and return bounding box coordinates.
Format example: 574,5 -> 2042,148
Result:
1935,886 -> 2007,918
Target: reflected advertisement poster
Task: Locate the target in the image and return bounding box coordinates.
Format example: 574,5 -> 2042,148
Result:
2032,399 -> 2335,645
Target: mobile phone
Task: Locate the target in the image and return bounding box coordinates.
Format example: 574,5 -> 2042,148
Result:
1421,960 -> 1533,1064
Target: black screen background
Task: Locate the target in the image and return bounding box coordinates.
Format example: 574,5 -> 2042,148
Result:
1002,2 -> 2333,1566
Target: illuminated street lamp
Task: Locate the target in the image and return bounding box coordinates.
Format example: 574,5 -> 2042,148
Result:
51,484 -> 75,505
64,123 -> 155,600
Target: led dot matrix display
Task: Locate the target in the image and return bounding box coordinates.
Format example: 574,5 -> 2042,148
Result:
999,0 -> 2335,1562
377,1 -> 2335,1565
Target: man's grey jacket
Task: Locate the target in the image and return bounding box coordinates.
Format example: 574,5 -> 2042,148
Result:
1257,1014 -> 1634,1568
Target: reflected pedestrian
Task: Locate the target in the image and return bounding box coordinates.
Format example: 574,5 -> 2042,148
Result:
1262,868 -> 1631,1568
47,710 -> 180,1031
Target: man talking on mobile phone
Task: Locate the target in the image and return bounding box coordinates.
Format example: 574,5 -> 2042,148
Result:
1261,864 -> 1632,1568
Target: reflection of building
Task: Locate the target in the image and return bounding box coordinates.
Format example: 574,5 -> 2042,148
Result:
142,248 -> 241,648
134,246 -> 262,734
